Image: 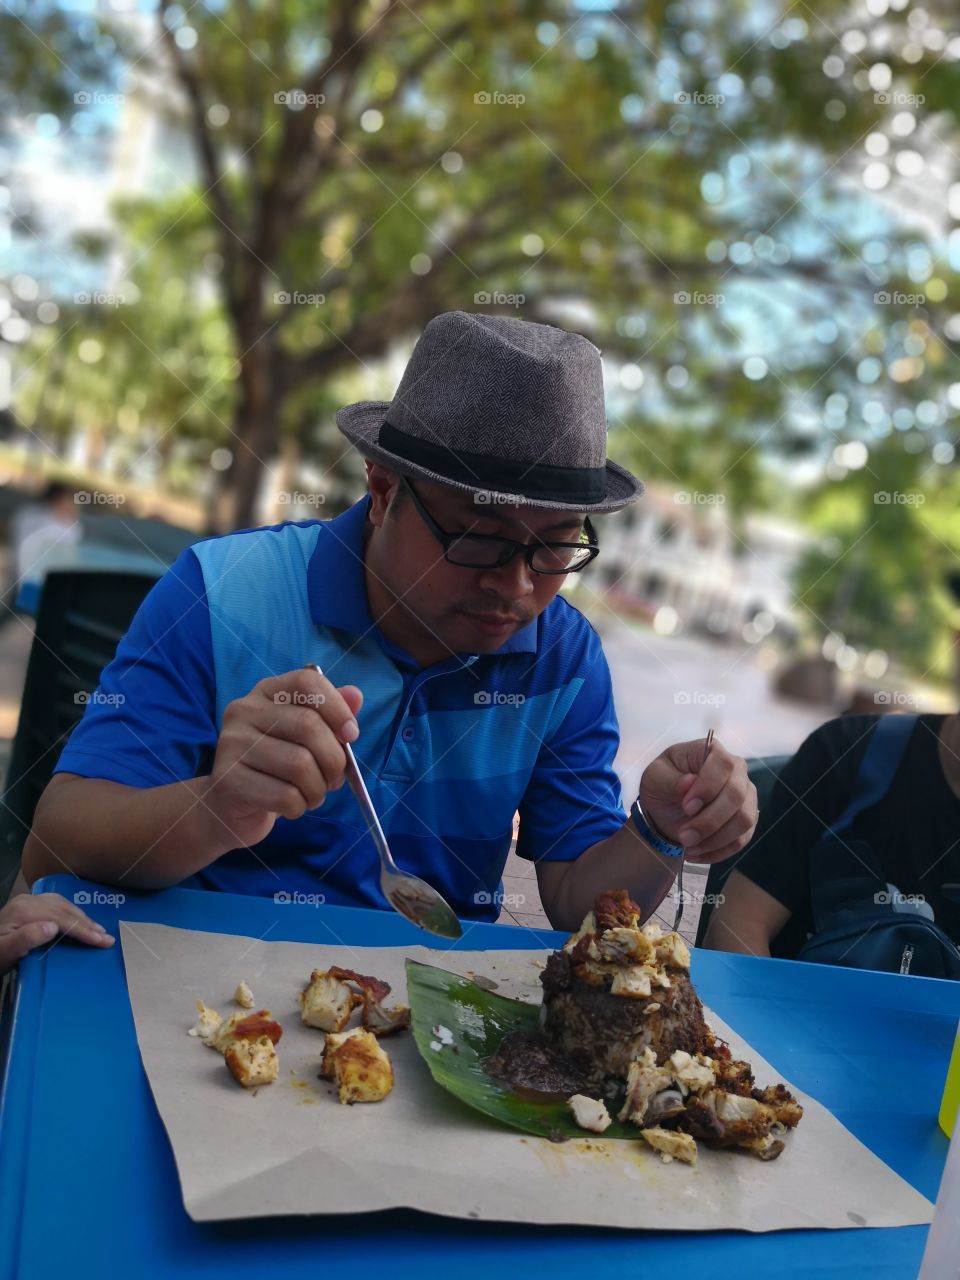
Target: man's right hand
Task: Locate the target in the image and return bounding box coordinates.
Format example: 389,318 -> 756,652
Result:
200,668 -> 363,849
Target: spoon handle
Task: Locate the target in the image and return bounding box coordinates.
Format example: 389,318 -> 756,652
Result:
306,663 -> 398,874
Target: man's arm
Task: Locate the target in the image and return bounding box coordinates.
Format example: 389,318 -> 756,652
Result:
536,819 -> 680,932
22,773 -> 237,889
700,870 -> 792,957
698,717 -> 875,957
536,733 -> 758,931
22,668 -> 364,890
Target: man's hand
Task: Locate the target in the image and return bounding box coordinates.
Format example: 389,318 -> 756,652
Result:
0,892 -> 114,976
200,667 -> 364,849
638,737 -> 758,864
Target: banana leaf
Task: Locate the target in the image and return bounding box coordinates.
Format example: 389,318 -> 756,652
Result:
405,958 -> 635,1140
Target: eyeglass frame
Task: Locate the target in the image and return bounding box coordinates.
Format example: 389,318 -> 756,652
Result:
397,475 -> 600,575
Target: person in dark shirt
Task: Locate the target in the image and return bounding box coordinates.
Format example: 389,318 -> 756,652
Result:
702,712 -> 960,958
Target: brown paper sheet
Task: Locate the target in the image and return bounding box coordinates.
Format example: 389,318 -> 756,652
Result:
120,920 -> 934,1231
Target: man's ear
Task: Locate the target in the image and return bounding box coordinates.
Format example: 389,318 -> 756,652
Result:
366,462 -> 401,527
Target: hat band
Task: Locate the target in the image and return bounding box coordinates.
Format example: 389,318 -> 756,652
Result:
378,419 -> 605,504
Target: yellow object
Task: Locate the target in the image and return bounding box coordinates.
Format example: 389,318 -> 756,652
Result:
939,1023 -> 960,1139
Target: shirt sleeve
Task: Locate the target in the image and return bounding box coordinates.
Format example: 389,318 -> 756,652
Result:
53,547 -> 219,788
732,716 -> 875,912
515,624 -> 627,863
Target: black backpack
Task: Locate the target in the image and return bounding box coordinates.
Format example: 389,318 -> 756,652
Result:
796,715 -> 960,980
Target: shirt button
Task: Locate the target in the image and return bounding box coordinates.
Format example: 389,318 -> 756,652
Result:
402,726 -> 415,743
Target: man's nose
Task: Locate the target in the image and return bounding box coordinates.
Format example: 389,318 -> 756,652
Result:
477,550 -> 536,597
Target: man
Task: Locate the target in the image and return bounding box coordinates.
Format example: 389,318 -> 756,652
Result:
23,311 -> 757,929
702,710 -> 960,957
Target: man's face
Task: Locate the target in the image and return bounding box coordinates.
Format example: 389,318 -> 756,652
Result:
365,467 -> 587,661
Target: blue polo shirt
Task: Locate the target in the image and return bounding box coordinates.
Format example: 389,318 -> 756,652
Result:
54,498 -> 627,921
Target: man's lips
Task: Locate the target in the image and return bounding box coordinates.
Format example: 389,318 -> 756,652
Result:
462,609 -> 523,633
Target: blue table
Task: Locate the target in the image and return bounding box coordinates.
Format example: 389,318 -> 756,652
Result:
1,874 -> 957,1279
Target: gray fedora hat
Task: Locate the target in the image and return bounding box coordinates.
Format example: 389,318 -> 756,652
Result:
335,310 -> 644,513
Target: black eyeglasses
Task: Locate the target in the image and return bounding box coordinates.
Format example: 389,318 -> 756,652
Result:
399,477 -> 600,575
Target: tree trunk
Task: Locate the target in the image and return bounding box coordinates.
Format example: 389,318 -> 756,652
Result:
216,334 -> 281,532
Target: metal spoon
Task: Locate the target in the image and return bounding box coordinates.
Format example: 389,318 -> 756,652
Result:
306,664 -> 462,939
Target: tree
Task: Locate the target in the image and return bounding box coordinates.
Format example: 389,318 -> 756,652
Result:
4,0 -> 959,556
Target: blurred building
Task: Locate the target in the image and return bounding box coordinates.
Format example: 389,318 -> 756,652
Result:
595,486 -> 813,643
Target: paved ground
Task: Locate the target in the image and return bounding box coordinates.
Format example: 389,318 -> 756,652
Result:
0,582 -> 828,943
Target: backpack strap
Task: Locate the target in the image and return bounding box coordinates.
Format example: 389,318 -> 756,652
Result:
822,714 -> 917,839
809,716 -> 918,927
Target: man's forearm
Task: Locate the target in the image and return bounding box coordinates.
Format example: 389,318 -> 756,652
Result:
544,817 -> 681,932
22,774 -> 238,890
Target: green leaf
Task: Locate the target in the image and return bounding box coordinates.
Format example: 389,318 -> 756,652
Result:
405,959 -> 635,1141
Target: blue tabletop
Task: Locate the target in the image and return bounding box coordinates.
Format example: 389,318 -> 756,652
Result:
1,874 -> 958,1280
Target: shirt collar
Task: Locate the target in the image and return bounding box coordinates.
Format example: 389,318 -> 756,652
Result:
307,496 -> 539,656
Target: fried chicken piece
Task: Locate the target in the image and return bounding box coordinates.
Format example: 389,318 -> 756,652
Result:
609,966 -> 654,998
641,1127 -> 698,1165
210,1010 -> 283,1054
361,999 -> 411,1037
595,890 -> 642,932
752,1083 -> 804,1129
299,970 -> 361,1032
682,1087 -> 786,1159
567,1094 -> 612,1133
323,1027 -> 394,1103
233,981 -> 255,1009
327,966 -> 392,1005
668,1050 -> 716,1096
654,932 -> 691,971
224,1034 -> 279,1088
320,1027 -> 362,1078
187,1000 -> 222,1042
595,927 -> 654,967
714,1056 -> 755,1096
618,1049 -> 674,1124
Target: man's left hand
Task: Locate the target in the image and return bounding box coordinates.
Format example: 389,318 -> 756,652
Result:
638,737 -> 758,864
